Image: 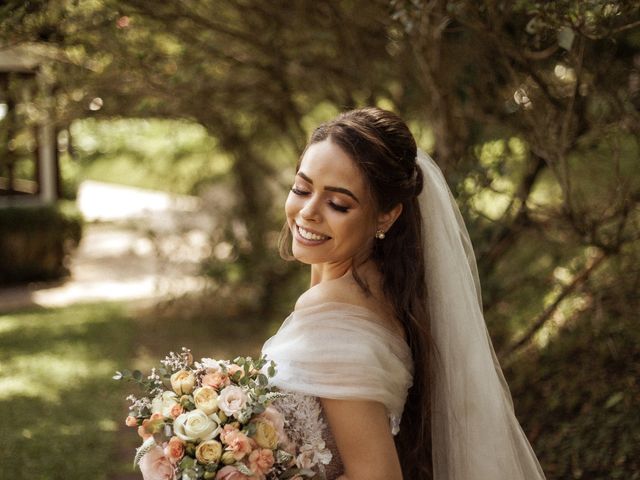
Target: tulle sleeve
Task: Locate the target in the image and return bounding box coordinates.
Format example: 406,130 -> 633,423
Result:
261,301 -> 413,435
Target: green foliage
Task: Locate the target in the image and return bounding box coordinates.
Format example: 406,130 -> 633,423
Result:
0,202 -> 83,284
508,306 -> 640,479
0,303 -> 136,480
71,118 -> 229,194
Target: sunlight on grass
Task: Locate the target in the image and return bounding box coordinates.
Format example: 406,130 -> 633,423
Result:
0,303 -> 135,480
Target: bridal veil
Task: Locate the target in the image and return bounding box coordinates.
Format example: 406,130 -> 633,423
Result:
418,150 -> 546,479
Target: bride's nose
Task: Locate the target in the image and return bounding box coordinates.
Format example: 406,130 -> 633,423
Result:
299,196 -> 322,222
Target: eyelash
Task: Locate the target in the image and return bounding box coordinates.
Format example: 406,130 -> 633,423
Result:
290,187 -> 350,213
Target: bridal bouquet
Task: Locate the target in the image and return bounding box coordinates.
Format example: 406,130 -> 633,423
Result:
115,348 -> 329,480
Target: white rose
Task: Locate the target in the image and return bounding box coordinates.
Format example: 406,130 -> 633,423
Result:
193,386 -> 219,415
173,409 -> 219,442
217,385 -> 248,418
151,391 -> 179,418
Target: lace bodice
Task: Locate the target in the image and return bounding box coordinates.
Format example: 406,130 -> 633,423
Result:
271,392 -> 343,480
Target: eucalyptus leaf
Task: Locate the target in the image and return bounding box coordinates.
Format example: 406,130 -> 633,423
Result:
133,436 -> 156,468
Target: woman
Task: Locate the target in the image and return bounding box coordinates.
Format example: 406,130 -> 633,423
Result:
262,107 -> 546,480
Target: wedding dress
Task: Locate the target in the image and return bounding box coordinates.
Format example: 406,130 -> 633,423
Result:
261,301 -> 413,479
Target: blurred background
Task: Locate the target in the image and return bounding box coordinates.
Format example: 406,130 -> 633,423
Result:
0,1 -> 638,479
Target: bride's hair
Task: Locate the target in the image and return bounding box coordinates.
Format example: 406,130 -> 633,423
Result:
279,107 -> 433,479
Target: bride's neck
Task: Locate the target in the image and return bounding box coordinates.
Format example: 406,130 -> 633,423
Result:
310,259 -> 379,287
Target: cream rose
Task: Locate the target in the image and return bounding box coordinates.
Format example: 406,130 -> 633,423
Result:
173,409 -> 219,442
193,386 -> 219,415
152,391 -> 179,418
170,370 -> 196,395
217,386 -> 248,418
250,418 -> 278,450
195,439 -> 223,464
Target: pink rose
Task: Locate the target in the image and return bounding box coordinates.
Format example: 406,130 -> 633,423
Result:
163,436 -> 185,464
222,429 -> 253,460
215,466 -> 250,480
139,445 -> 175,480
248,448 -> 274,477
201,371 -> 230,390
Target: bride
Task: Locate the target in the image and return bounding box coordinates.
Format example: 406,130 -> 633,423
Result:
261,107 -> 546,480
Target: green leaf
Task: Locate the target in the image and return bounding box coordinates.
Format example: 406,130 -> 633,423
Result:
235,462 -> 253,476
133,370 -> 143,381
605,392 -> 624,409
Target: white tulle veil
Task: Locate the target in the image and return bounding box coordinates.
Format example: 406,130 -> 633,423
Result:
417,149 -> 546,479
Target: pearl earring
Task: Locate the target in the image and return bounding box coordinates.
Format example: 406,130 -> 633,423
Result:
375,229 -> 386,239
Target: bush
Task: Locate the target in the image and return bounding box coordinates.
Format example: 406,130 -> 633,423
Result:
507,307 -> 640,479
0,201 -> 83,284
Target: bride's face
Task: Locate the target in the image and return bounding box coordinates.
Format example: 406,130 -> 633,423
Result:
285,139 -> 377,266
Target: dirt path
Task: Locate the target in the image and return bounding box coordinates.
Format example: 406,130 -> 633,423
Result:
0,181 -> 212,312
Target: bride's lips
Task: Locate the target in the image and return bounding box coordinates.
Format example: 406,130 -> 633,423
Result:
293,223 -> 331,246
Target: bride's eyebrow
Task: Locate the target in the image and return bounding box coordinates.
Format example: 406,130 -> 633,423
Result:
296,171 -> 360,204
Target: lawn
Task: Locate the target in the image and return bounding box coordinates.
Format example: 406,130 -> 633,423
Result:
0,303 -> 136,480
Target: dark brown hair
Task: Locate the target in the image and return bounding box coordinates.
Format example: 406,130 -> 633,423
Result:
279,107 -> 433,479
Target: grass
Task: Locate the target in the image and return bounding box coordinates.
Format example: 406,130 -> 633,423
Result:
0,303 -> 136,480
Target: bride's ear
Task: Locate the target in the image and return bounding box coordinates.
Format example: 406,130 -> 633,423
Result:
376,203 -> 403,235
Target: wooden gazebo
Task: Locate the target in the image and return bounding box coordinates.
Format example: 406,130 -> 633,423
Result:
0,44 -> 59,207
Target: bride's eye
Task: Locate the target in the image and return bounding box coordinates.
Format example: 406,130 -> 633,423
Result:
329,201 -> 350,213
290,187 -> 310,195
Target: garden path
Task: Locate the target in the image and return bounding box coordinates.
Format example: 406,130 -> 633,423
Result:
0,180 -> 212,312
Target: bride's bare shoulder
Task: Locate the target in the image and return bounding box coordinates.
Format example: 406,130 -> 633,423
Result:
294,274 -> 363,311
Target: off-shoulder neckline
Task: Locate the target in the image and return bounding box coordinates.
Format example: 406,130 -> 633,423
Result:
292,300 -> 409,350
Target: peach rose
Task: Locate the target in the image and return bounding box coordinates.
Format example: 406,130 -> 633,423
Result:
215,466 -> 250,480
139,445 -> 175,480
248,448 -> 274,477
201,371 -> 230,390
219,423 -> 240,443
163,436 -> 185,464
222,429 -> 253,460
125,415 -> 138,427
169,403 -> 183,418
